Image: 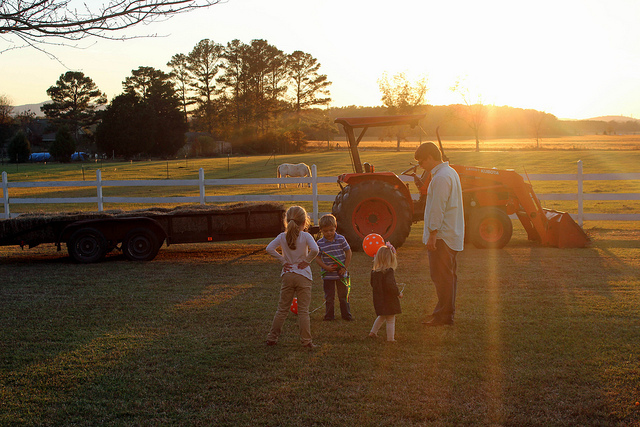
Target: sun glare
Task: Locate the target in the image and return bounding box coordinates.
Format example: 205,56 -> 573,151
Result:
3,0 -> 640,119
484,250 -> 504,421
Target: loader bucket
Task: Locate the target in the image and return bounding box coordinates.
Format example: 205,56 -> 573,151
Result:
543,209 -> 590,248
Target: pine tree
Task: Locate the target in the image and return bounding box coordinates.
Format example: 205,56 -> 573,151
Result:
41,71 -> 107,146
49,126 -> 76,162
7,130 -> 30,163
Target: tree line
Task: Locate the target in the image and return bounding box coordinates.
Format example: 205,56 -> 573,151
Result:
1,38 -> 333,161
327,104 -> 640,143
3,59 -> 640,162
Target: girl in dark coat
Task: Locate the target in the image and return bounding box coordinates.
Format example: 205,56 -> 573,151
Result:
368,244 -> 403,342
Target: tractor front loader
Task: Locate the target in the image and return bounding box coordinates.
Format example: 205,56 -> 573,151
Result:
331,115 -> 589,251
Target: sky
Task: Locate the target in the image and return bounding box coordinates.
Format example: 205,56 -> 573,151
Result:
2,0 -> 640,120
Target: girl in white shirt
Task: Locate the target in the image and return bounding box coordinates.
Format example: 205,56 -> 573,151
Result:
266,206 -> 319,348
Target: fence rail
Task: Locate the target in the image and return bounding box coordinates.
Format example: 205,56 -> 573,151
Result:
2,162 -> 639,225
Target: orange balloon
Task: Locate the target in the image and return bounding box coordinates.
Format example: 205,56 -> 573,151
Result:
290,297 -> 298,314
363,233 -> 385,257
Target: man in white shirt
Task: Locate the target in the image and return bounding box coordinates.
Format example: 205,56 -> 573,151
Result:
415,142 -> 464,326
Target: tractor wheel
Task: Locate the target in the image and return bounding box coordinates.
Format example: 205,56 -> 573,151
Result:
469,206 -> 513,249
122,227 -> 161,261
67,227 -> 108,263
332,180 -> 412,251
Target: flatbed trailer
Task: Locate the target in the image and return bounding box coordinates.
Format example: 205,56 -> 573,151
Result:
0,203 -> 286,263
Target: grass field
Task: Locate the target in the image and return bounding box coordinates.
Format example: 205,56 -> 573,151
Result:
1,144 -> 639,425
1,224 -> 639,425
2,145 -> 639,224
309,134 -> 640,151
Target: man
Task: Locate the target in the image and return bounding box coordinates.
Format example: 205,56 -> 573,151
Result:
414,142 -> 464,326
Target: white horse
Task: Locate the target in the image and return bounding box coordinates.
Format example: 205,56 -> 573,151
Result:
277,163 -> 312,188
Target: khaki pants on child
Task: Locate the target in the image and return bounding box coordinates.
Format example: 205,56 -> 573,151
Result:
267,272 -> 313,346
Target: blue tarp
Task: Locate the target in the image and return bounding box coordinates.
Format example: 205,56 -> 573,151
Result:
28,152 -> 89,162
29,153 -> 52,162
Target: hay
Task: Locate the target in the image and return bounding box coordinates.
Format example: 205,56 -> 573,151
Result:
121,202 -> 285,217
0,202 -> 286,246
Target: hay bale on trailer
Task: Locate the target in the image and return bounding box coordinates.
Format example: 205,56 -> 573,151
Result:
0,211 -> 120,247
112,202 -> 288,244
0,202 -> 287,262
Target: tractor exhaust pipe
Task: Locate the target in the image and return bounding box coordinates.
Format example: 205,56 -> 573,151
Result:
436,126 -> 449,162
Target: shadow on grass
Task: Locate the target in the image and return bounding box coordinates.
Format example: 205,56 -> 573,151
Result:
1,233 -> 639,425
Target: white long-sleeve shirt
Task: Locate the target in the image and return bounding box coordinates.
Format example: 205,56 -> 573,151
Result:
423,162 -> 465,252
266,231 -> 319,281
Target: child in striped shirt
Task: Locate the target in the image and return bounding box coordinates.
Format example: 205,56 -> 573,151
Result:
314,214 -> 353,321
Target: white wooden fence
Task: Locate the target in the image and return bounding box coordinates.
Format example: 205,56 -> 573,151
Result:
2,162 -> 639,225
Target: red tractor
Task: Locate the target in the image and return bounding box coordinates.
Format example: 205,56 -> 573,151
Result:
331,115 -> 589,250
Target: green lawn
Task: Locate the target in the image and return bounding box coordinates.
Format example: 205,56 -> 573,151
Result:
1,224 -> 639,425
2,149 -> 640,222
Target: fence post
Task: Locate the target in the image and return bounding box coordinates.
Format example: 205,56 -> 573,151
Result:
312,165 -> 319,225
199,168 -> 206,205
577,160 -> 583,226
2,171 -> 9,219
96,169 -> 103,212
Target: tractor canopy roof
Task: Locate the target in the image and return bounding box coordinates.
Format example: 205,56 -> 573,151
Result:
334,115 -> 425,129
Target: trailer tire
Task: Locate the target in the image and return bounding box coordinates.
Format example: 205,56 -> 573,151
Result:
332,180 -> 412,251
469,207 -> 513,249
67,227 -> 108,263
122,227 -> 161,261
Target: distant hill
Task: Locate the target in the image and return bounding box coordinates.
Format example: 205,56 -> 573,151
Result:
8,102 -> 639,138
12,101 -> 106,116
13,102 -> 47,115
11,102 -> 638,124
588,115 -> 639,123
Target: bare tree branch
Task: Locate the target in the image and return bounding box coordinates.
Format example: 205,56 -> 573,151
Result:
450,77 -> 487,152
1,0 -> 224,49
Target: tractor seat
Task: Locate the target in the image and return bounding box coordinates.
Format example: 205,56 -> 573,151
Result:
363,162 -> 375,173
